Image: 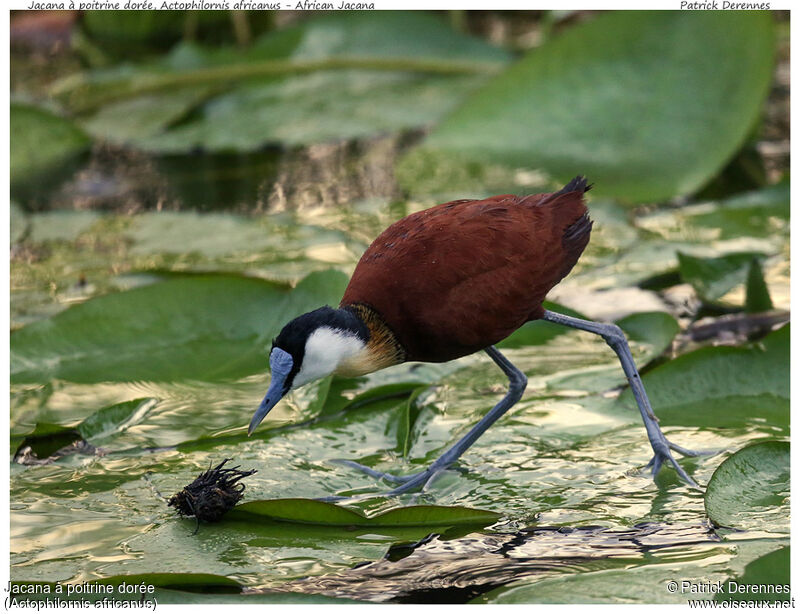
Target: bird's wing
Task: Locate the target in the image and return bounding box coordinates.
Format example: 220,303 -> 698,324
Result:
341,191 -> 589,361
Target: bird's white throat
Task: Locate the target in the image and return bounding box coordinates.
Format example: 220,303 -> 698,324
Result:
292,326 -> 368,388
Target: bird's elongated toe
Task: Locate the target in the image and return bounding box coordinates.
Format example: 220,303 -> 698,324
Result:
331,459 -> 415,484
644,436 -> 707,489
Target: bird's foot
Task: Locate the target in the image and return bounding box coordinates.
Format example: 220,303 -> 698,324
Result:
645,437 -> 714,489
332,459 -> 446,496
329,459 -> 415,484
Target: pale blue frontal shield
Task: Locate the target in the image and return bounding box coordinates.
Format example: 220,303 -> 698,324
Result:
248,348 -> 294,435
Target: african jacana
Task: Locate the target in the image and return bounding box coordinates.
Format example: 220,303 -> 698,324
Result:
248,177 -> 701,495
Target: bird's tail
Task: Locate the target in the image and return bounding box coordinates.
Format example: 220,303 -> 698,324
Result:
553,177 -> 593,279
552,175 -> 593,197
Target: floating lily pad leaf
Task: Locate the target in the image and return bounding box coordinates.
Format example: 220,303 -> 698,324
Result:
496,302 -> 586,349
123,212 -> 347,258
677,251 -> 767,303
690,181 -> 790,240
10,102 -> 91,187
153,588 -> 363,604
77,397 -> 158,441
175,381 -> 418,452
11,270 -> 348,384
705,441 -> 789,532
715,547 -> 790,603
745,258 -> 774,313
618,324 -> 788,428
28,211 -> 101,243
11,422 -> 86,463
228,498 -> 500,527
404,11 -> 775,203
65,12 -> 510,152
82,89 -> 214,144
11,398 -> 156,463
617,311 -> 679,366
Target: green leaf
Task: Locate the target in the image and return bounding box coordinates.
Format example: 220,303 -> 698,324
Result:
28,211 -> 101,243
305,375 -> 335,417
395,387 -> 428,458
82,89 -> 214,142
11,398 -> 157,461
705,441 -> 789,532
10,103 -> 91,186
228,499 -> 500,527
11,270 -> 348,384
11,422 -> 85,461
66,12 -> 510,152
619,324 -> 788,428
715,547 -> 790,603
404,11 -> 775,203
123,212 -> 347,258
616,311 -> 679,366
77,398 -> 157,441
677,251 -> 767,302
745,258 -> 774,313
688,182 -> 790,240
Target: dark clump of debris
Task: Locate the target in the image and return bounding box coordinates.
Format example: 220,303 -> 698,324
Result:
168,459 -> 256,532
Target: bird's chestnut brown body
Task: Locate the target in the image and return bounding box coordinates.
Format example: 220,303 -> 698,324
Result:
341,179 -> 592,363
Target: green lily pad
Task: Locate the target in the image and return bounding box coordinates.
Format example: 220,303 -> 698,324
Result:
689,182 -> 790,240
10,102 -> 91,187
619,324 -> 788,428
66,12 -> 510,152
705,441 -> 789,532
123,212 -> 347,258
616,311 -> 679,366
402,11 -> 775,203
28,211 -> 102,243
715,547 -> 790,603
228,498 -> 500,527
77,397 -> 158,441
677,251 -> 767,302
11,270 -> 348,384
11,398 -> 157,461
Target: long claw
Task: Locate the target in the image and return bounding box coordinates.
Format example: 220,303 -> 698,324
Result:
668,455 -> 700,488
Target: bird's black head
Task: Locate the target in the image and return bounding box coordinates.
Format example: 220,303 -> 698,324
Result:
270,306 -> 345,390
248,306 -> 369,435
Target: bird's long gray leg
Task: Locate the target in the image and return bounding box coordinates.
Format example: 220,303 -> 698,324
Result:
337,346 -> 527,495
541,309 -> 703,487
